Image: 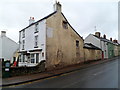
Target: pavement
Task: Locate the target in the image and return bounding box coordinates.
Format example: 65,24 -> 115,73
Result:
1,57 -> 119,87
12,57 -> 118,88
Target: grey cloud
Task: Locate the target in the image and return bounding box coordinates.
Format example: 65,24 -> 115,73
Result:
0,1 -> 118,42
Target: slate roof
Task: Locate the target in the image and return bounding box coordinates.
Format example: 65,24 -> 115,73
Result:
93,34 -> 115,44
84,43 -> 101,50
19,11 -> 84,40
20,11 -> 57,32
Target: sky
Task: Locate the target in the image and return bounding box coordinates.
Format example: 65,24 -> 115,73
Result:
0,0 -> 119,43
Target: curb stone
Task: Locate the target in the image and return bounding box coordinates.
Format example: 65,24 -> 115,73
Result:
1,57 -> 118,87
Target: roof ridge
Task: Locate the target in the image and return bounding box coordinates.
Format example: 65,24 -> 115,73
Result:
61,12 -> 84,41
20,11 -> 57,32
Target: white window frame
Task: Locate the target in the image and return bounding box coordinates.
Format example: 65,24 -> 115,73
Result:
22,30 -> 25,38
22,55 -> 25,62
31,54 -> 35,63
22,40 -> 25,50
35,23 -> 39,33
36,53 -> 39,63
34,35 -> 38,48
19,55 -> 21,62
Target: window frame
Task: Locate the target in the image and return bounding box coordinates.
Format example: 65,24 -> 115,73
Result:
22,40 -> 25,50
31,54 -> 35,63
76,40 -> 79,48
34,35 -> 38,48
19,55 -> 21,62
36,53 -> 39,63
23,55 -> 25,62
22,30 -> 25,38
62,21 -> 68,29
35,23 -> 39,33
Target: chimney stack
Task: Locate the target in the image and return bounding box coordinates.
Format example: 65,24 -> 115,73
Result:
1,31 -> 6,37
29,17 -> 35,25
95,32 -> 101,37
103,34 -> 106,39
113,39 -> 118,43
53,1 -> 62,12
110,38 -> 112,41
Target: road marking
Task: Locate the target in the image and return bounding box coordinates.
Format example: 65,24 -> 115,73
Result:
2,59 -> 118,88
93,71 -> 103,76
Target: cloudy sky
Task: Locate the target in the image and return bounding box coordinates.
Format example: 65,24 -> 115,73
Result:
0,0 -> 119,43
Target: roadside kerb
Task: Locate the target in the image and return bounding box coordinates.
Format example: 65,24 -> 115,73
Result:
1,57 -> 118,87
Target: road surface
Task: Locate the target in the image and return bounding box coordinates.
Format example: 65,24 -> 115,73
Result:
5,58 -> 119,88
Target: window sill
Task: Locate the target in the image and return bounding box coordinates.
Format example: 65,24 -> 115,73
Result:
34,31 -> 39,33
34,46 -> 38,48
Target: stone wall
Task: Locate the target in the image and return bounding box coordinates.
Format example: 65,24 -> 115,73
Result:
2,61 -> 45,78
46,11 -> 84,69
84,48 -> 102,62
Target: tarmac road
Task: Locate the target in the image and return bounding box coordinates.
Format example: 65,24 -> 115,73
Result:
5,58 -> 119,88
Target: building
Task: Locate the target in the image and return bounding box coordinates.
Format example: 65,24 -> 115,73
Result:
84,32 -> 109,59
83,43 -> 102,62
0,31 -> 19,63
113,39 -> 119,57
18,2 -> 85,69
107,38 -> 114,58
118,44 -> 120,56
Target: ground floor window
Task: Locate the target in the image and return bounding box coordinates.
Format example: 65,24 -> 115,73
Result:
23,55 -> 25,62
36,53 -> 39,63
19,55 -> 21,62
31,54 -> 35,63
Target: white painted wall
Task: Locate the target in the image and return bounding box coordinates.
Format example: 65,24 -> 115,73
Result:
19,20 -> 46,67
0,36 -> 19,63
101,41 -> 108,59
85,34 -> 109,59
118,28 -> 120,43
84,34 -> 101,48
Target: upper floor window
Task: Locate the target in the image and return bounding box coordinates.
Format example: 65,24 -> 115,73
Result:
23,55 -> 25,62
62,21 -> 68,29
34,35 -> 38,48
22,30 -> 25,38
76,40 -> 79,48
22,40 -> 25,50
35,23 -> 39,33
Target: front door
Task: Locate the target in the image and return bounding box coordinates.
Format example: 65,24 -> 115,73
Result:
102,51 -> 104,60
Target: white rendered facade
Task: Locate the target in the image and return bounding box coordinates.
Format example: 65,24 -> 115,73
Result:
19,20 -> 47,67
0,32 -> 19,63
84,34 -> 108,59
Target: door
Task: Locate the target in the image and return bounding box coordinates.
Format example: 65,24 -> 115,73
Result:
102,51 -> 104,60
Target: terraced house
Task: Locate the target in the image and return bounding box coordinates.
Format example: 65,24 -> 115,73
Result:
107,38 -> 114,58
0,31 -> 19,63
18,2 -> 118,71
84,32 -> 108,59
113,39 -> 119,57
84,32 -> 120,59
18,2 -> 86,69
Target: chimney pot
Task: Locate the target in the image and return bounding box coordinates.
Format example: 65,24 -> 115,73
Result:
1,31 -> 6,37
29,17 -> 35,25
113,40 -> 118,43
110,38 -> 112,41
103,34 -> 106,39
95,32 -> 101,37
53,1 -> 62,12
